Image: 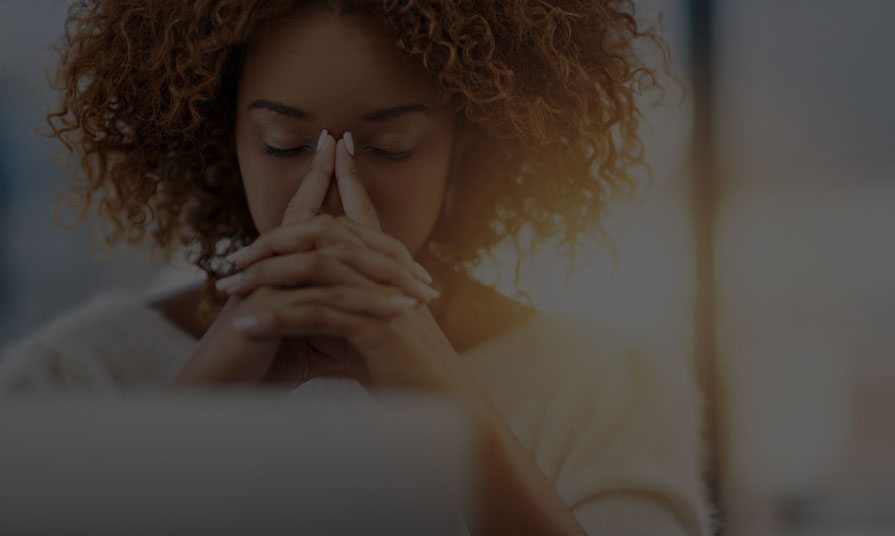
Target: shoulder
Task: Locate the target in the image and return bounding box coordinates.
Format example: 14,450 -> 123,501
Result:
0,292 -> 194,392
465,309 -> 702,440
465,310 -> 658,393
466,311 -> 711,534
508,310 -> 697,399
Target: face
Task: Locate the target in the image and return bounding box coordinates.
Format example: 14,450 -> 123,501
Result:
234,10 -> 457,255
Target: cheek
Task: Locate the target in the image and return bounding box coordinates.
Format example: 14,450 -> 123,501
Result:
368,146 -> 452,253
237,152 -> 310,234
235,117 -> 312,233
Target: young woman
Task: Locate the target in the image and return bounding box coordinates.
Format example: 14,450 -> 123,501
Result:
0,1 -> 711,534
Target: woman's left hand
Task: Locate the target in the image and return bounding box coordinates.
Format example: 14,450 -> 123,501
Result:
222,137 -> 475,395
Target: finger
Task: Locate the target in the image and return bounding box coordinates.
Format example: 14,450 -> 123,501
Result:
232,213 -> 431,285
336,215 -> 433,284
233,304 -> 367,340
221,245 -> 438,303
281,129 -> 336,226
335,134 -> 381,230
284,285 -> 418,316
263,337 -> 345,387
262,338 -> 311,387
217,249 -> 378,295
322,245 -> 439,303
226,215 -> 363,270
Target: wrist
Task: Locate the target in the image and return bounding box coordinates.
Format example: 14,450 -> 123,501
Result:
443,380 -> 503,445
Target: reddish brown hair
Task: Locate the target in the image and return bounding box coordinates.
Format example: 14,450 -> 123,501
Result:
45,0 -> 669,315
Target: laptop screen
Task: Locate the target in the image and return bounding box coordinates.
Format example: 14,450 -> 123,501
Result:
0,392 -> 476,535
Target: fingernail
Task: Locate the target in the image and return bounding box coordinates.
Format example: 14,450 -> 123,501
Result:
389,295 -> 418,309
411,262 -> 434,284
343,131 -> 355,156
415,282 -> 440,301
316,128 -> 329,152
226,245 -> 254,265
215,272 -> 244,292
233,316 -> 259,331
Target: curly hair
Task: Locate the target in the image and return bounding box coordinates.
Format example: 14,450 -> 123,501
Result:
44,0 -> 669,321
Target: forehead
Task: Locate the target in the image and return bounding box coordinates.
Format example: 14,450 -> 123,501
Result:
238,12 -> 441,118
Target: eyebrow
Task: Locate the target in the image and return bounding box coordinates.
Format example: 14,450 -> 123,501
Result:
248,99 -> 431,122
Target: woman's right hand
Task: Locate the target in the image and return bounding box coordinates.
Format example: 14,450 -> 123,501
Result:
169,290 -> 284,387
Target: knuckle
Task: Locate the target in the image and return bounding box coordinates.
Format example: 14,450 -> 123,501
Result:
246,235 -> 266,254
307,217 -> 325,233
380,284 -> 402,297
288,306 -> 311,325
302,305 -> 326,324
295,288 -> 326,305
381,234 -> 409,257
244,263 -> 264,284
395,243 -> 413,261
328,286 -> 350,303
311,214 -> 333,232
266,310 -> 284,329
385,314 -> 403,332
307,252 -> 330,272
308,218 -> 333,240
286,289 -> 311,306
319,226 -> 348,247
400,271 -> 418,289
250,285 -> 275,301
285,232 -> 306,252
281,306 -> 311,329
382,262 -> 406,283
326,242 -> 354,259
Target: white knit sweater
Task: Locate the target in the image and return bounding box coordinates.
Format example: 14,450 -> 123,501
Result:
0,292 -> 712,535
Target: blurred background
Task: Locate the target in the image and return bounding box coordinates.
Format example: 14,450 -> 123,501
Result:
0,1 -> 892,534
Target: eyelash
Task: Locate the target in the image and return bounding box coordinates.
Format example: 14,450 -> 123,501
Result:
263,145 -> 311,159
263,144 -> 414,161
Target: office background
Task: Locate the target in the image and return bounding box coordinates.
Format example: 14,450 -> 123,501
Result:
1,1 -> 892,534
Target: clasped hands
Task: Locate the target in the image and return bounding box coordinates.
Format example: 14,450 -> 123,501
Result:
212,130 -> 465,393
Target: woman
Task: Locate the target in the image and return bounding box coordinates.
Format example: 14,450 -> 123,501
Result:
0,0 -> 711,534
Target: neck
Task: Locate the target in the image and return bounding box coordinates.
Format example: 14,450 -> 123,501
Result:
413,250 -> 537,354
412,247 -> 466,328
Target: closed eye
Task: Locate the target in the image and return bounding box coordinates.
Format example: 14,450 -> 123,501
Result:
263,144 -> 313,159
364,146 -> 414,161
264,144 -> 414,161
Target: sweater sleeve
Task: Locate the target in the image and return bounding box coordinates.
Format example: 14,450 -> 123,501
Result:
0,325 -> 141,393
529,317 -> 713,535
0,293 -> 196,393
555,347 -> 709,536
0,339 -> 72,393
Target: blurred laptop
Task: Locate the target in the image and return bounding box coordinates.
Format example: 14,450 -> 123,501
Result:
0,392 -> 476,535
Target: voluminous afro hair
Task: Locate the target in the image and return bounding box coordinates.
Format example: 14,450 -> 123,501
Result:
46,0 -> 669,318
